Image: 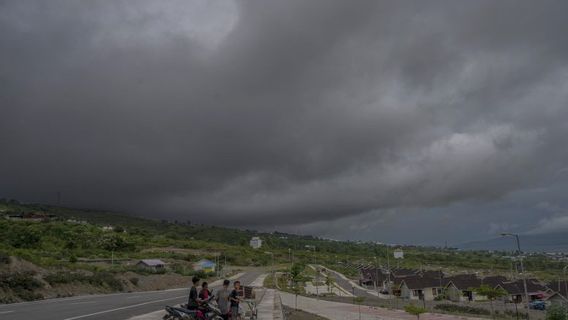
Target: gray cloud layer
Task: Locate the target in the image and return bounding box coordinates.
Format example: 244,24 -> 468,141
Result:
1,1 -> 568,238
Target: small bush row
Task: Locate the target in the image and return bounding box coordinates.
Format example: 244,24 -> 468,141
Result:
44,272 -> 123,291
434,303 -> 491,315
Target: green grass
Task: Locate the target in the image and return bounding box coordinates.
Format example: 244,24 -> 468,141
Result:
1,199 -> 566,281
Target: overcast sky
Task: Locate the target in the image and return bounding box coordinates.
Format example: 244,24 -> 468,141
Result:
1,0 -> 568,246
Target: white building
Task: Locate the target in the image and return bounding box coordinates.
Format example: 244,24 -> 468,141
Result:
250,237 -> 262,249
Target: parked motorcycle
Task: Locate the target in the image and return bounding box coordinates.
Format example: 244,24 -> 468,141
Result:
164,296 -> 224,320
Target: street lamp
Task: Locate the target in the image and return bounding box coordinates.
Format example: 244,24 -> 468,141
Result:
501,233 -> 530,319
563,265 -> 568,301
374,256 -> 379,296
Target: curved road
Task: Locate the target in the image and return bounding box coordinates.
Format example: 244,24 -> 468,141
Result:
0,271 -> 262,320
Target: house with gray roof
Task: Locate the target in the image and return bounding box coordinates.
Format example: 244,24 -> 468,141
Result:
136,259 -> 167,271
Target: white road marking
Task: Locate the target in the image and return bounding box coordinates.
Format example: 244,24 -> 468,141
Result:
70,301 -> 97,305
62,295 -> 186,320
126,295 -> 142,299
249,273 -> 268,287
0,310 -> 15,314
127,309 -> 165,320
0,288 -> 187,309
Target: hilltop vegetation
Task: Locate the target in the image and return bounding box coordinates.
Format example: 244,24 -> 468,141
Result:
0,199 -> 566,302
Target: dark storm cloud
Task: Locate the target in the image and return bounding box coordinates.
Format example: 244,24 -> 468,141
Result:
1,0 -> 568,232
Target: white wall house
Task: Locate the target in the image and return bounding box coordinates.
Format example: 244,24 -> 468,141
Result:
250,237 -> 262,249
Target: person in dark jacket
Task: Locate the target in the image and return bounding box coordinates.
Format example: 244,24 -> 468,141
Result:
229,281 -> 241,320
187,276 -> 200,310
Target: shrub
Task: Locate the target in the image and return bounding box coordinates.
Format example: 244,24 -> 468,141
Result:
0,271 -> 42,291
434,303 -> 490,316
45,272 -> 123,291
546,304 -> 568,320
405,304 -> 428,320
0,271 -> 43,301
13,289 -> 43,301
0,252 -> 10,264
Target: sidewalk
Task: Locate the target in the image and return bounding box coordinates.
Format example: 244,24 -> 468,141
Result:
279,291 -> 484,320
257,289 -> 284,320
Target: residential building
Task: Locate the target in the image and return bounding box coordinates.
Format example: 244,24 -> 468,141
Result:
497,279 -> 549,303
444,275 -> 482,302
249,237 -> 262,249
400,276 -> 446,301
480,275 -> 507,287
545,292 -> 568,306
547,280 -> 568,300
136,259 -> 166,271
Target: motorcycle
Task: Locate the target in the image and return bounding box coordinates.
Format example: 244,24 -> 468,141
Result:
164,296 -> 224,320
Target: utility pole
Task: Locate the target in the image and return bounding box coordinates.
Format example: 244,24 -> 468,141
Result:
374,256 -> 380,297
563,265 -> 568,303
386,246 -> 392,308
313,246 -> 316,265
501,233 -> 530,320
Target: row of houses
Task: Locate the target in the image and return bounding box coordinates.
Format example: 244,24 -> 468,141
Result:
358,266 -> 568,305
5,211 -> 57,222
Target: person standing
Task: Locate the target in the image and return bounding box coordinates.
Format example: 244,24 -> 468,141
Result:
215,280 -> 231,320
187,276 -> 200,310
229,280 -> 241,320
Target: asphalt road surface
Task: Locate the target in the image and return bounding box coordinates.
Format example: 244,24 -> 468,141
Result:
0,271 -> 263,320
321,266 -> 377,298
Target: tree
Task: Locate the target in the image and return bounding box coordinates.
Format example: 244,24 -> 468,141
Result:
292,281 -> 303,310
290,263 -> 305,282
472,285 -> 507,319
405,304 -> 428,320
325,273 -> 335,293
290,263 -> 305,310
546,304 -> 568,320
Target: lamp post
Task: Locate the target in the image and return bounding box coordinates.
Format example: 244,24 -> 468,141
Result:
558,265 -> 568,304
501,233 -> 530,319
374,256 -> 380,296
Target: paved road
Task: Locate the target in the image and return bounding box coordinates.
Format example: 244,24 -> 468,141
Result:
317,265 -> 377,298
0,271 -> 262,320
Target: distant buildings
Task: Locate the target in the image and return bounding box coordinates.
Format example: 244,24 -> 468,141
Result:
136,259 -> 166,271
193,259 -> 216,273
250,237 -> 262,249
357,264 -> 565,304
6,212 -> 55,222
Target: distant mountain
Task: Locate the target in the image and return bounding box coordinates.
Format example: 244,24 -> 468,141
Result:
458,232 -> 568,252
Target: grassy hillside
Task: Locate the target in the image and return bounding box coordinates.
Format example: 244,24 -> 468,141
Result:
0,199 -> 566,302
